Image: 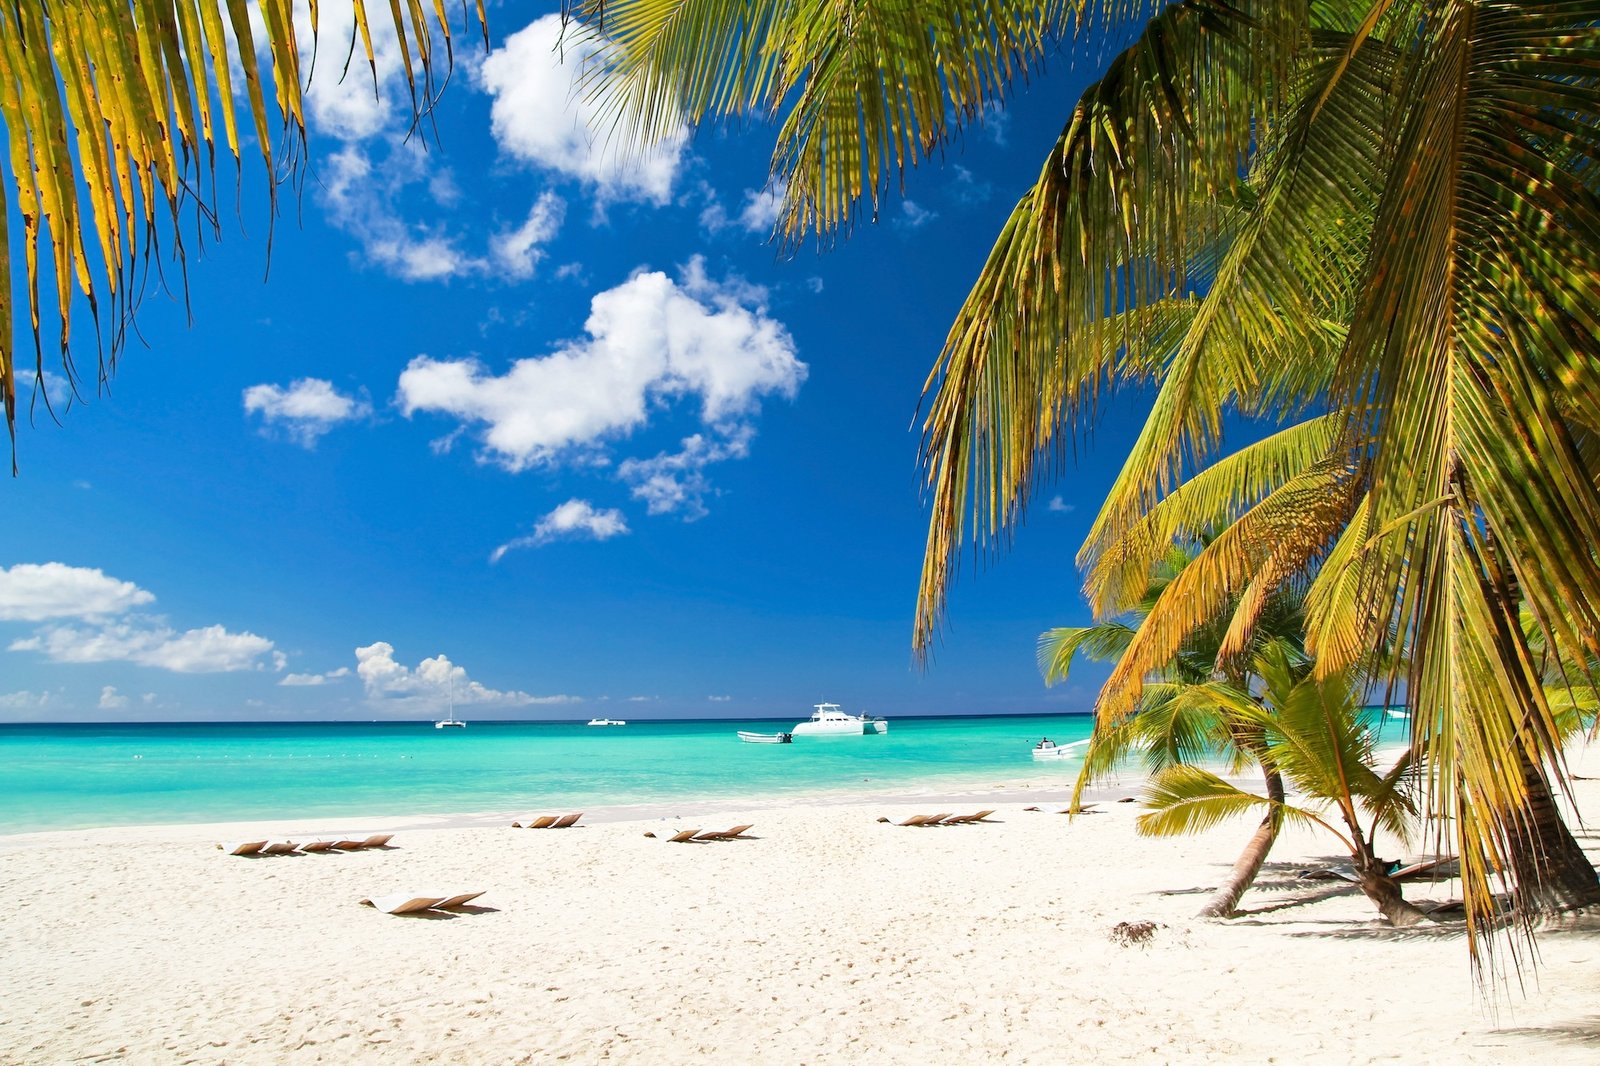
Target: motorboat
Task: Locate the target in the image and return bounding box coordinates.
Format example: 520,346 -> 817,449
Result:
790,702 -> 888,736
1031,738 -> 1087,759
587,718 -> 627,726
737,731 -> 793,744
435,714 -> 466,730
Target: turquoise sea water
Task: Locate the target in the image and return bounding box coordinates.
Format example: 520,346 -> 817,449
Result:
0,715 -> 1107,833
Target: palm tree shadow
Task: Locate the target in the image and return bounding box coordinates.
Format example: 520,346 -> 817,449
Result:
1494,1017 -> 1600,1050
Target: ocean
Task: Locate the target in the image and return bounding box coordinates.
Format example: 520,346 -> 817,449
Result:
0,714 -> 1103,833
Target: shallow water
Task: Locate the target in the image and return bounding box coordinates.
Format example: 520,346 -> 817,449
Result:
0,715 -> 1104,832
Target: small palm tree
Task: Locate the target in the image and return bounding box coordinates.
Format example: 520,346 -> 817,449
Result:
1138,644 -> 1428,926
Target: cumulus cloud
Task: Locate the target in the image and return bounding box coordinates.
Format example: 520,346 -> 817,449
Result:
491,500 -> 629,562
397,257 -> 806,474
478,14 -> 688,205
0,563 -> 154,621
13,622 -> 278,673
0,689 -> 57,711
280,667 -> 352,687
243,378 -> 372,446
354,642 -> 576,707
1048,496 -> 1076,513
98,685 -> 129,710
617,428 -> 752,519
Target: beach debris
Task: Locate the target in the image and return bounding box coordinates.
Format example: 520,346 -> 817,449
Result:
1109,920 -> 1164,948
1022,806 -> 1041,811
875,817 -> 890,823
643,832 -> 656,838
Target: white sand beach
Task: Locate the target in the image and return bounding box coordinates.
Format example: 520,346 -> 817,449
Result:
5,756 -> 1600,1064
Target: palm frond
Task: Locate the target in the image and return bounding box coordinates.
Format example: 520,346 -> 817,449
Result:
0,1 -> 482,466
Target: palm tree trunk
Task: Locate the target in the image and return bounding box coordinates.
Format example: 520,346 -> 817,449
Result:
1355,858 -> 1428,927
1506,746 -> 1600,914
1196,766 -> 1284,918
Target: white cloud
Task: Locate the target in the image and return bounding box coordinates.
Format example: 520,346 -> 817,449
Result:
98,685 -> 129,711
354,641 -> 576,707
478,14 -> 688,205
319,145 -> 483,282
738,182 -> 786,234
243,378 -> 372,446
398,257 -> 806,474
806,277 -> 824,294
617,428 -> 752,519
12,621 -> 278,673
0,563 -> 154,621
295,3 -> 406,141
490,192 -> 567,280
280,667 -> 351,687
1048,496 -> 1076,513
896,200 -> 937,230
0,689 -> 56,711
491,499 -> 629,561
708,695 -> 731,702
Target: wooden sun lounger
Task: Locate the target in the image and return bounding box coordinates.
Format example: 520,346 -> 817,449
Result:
433,891 -> 486,909
334,834 -> 394,850
666,829 -> 702,842
918,813 -> 954,826
259,841 -> 299,855
1392,856 -> 1457,880
219,840 -> 269,856
893,815 -> 936,827
515,816 -> 558,829
298,840 -> 338,853
695,824 -> 754,841
549,813 -> 583,828
360,895 -> 446,915
944,810 -> 996,825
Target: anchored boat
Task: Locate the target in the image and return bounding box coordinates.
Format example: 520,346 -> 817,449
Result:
737,731 -> 793,744
790,702 -> 888,736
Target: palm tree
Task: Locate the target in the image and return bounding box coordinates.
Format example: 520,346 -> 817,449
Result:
575,0 -> 1600,964
1041,542 -> 1310,917
1138,643 -> 1429,926
0,2 -> 484,466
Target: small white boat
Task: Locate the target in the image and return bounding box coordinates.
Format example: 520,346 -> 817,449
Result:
1385,709 -> 1411,720
737,731 -> 793,744
587,718 -> 627,727
1031,738 -> 1086,759
790,702 -> 888,736
435,714 -> 466,730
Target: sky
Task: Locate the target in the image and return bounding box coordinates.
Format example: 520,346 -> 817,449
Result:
0,2 -> 1149,722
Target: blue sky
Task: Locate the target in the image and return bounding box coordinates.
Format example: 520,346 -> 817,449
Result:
1,3 -> 1144,722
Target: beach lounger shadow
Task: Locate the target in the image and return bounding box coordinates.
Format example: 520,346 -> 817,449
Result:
694,825 -> 755,841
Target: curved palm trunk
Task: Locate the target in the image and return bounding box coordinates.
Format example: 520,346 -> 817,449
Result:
1506,747 -> 1600,915
1197,766 -> 1284,918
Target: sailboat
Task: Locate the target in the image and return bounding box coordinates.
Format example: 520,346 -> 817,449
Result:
435,683 -> 466,729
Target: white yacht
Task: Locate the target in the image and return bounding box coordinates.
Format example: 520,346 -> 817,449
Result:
435,713 -> 466,730
587,718 -> 627,727
790,702 -> 888,736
